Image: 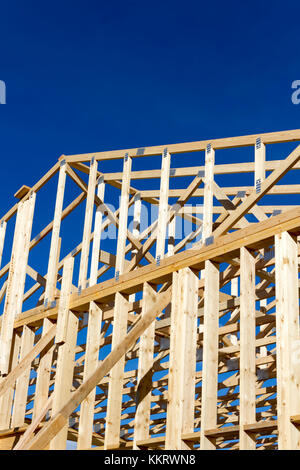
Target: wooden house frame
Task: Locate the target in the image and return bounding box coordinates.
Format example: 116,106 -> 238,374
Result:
1,129 -> 300,449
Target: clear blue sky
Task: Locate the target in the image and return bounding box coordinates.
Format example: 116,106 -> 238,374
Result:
1,0 -> 300,210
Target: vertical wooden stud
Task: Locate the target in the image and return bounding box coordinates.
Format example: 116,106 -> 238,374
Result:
11,325 -> 35,427
77,175 -> 105,449
44,162 -> 67,305
105,154 -> 132,448
239,247 -> 256,450
275,231 -> 300,449
165,267 -> 198,449
200,260 -> 219,449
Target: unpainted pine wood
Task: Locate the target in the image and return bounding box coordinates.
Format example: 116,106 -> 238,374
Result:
213,144 -> 300,238
126,170 -> 202,272
239,247 -> 256,450
0,221 -> 6,269
228,277 -> 238,345
201,144 -> 215,242
14,203 -> 300,330
133,282 -> 157,449
11,325 -> 35,428
115,154 -> 132,276
25,288 -> 172,450
167,216 -> 176,257
33,239 -> 61,419
55,256 -> 74,344
50,309 -> 79,449
199,145 -> 214,282
14,396 -> 53,450
89,175 -> 105,284
63,129 -> 300,163
129,193 -> 141,304
200,260 -> 219,449
165,267 -> 198,449
0,324 -> 56,397
254,137 -> 265,187
0,202 -> 25,375
156,150 -> 171,260
0,193 -> 36,375
134,152 -> 171,448
77,175 -> 105,449
33,318 -> 56,420
254,140 -> 268,363
104,292 -> 129,449
77,300 -> 103,449
0,331 -> 21,430
105,154 -> 132,448
44,162 -> 67,304
275,231 -> 300,449
78,158 -> 98,290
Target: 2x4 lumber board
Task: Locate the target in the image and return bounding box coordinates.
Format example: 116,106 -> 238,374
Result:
102,159 -> 300,182
65,163 -> 92,196
243,420 -> 277,434
26,265 -> 46,288
200,260 -> 219,450
129,193 -> 142,304
275,231 -> 300,449
62,129 -> 300,163
0,331 -> 21,430
202,145 -> 215,241
167,216 -> 175,257
12,205 -> 300,330
50,310 -> 79,449
212,144 -> 300,238
78,158 -> 98,290
77,301 -> 103,449
0,221 -> 6,268
96,194 -> 155,265
254,138 -> 265,187
44,161 -> 67,305
0,162 -> 59,225
0,191 -> 86,285
11,325 -> 35,427
14,185 -> 31,200
138,183 -> 300,198
0,324 -> 56,397
0,193 -> 36,375
212,182 -> 247,230
204,424 -> 240,439
55,257 -> 74,344
14,396 -> 53,450
90,176 -> 105,284
133,282 -> 157,449
133,151 -> 171,443
165,268 -> 198,450
156,150 -> 171,261
24,288 -> 172,450
15,193 -> 36,313
115,154 -> 132,277
126,172 -> 203,272
104,293 -> 129,448
77,176 -> 105,449
239,247 -> 256,450
105,154 -> 132,449
91,431 -> 203,451
33,318 -> 56,420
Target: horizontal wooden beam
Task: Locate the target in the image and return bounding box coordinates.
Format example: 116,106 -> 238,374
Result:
12,205 -> 300,329
61,129 -> 300,163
